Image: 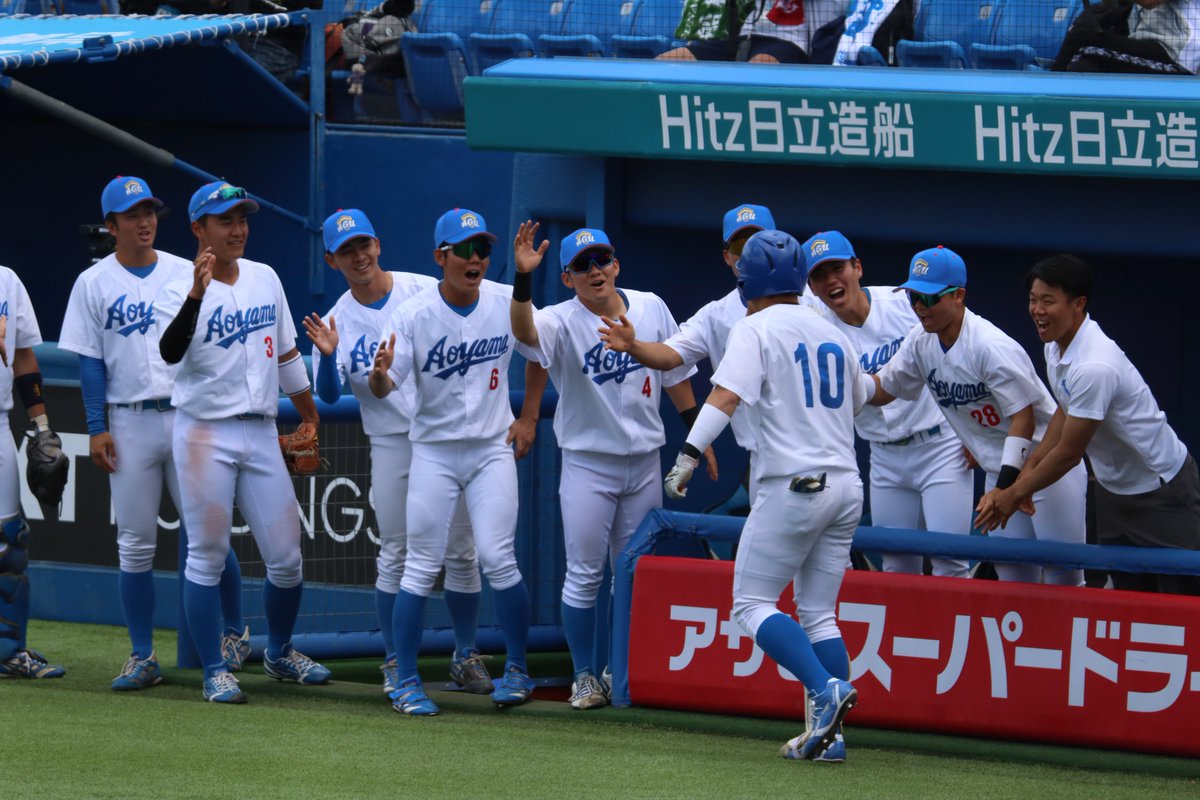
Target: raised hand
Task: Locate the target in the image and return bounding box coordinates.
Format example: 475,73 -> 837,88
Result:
303,313 -> 339,357
190,247 -> 214,299
598,313 -> 636,352
513,219 -> 549,274
368,333 -> 397,398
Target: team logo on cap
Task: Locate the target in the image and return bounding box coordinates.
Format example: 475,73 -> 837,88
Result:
735,207 -> 757,223
810,239 -> 829,256
459,212 -> 481,229
575,230 -> 596,248
912,259 -> 929,276
336,214 -> 356,233
124,179 -> 144,197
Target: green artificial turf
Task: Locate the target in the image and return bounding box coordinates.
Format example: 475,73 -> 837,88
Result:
7,620 -> 1198,799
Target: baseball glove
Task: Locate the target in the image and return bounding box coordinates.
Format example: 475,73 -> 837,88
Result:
279,430 -> 322,476
26,430 -> 69,509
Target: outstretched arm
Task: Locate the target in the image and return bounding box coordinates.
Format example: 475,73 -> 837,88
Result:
510,220 -> 549,348
665,379 -> 718,481
598,313 -> 685,371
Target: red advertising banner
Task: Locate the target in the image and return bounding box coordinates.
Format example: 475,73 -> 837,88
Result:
628,556 -> 1200,757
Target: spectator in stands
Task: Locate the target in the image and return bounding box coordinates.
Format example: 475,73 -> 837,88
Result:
976,255 -> 1200,596
658,0 -> 845,64
1053,0 -> 1199,74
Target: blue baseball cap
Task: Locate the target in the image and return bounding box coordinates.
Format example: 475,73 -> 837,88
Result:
897,246 -> 968,294
101,176 -> 162,217
803,231 -> 856,271
559,228 -> 614,270
723,204 -> 775,244
323,208 -> 376,253
434,208 -> 498,247
188,181 -> 260,222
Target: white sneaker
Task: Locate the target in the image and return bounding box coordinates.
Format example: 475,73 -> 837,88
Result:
569,672 -> 608,710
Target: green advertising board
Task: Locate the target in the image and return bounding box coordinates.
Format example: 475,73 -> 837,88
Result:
465,62 -> 1200,181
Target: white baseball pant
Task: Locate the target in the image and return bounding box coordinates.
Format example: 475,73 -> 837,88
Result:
109,405 -> 180,573
985,460 -> 1087,586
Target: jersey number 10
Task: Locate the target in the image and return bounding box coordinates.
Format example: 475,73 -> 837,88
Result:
793,342 -> 846,409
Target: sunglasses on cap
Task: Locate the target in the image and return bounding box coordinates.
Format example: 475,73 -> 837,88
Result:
439,239 -> 492,260
205,185 -> 248,204
907,286 -> 958,308
567,251 -> 615,274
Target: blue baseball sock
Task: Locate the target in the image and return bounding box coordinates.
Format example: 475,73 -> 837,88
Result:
561,601 -> 595,677
392,590 -> 427,677
375,588 -> 397,661
263,580 -> 303,661
182,579 -> 224,679
443,589 -> 481,657
119,569 -> 155,659
755,613 -> 831,691
493,581 -> 530,671
813,637 -> 850,680
219,549 -> 244,636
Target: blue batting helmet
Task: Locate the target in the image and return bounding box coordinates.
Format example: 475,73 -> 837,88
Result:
736,230 -> 806,304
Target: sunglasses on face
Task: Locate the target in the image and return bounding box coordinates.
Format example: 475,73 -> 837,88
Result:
726,235 -> 751,257
439,239 -> 492,260
206,185 -> 248,204
907,287 -> 958,308
567,251 -> 615,274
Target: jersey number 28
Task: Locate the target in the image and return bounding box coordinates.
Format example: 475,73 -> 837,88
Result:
793,342 -> 846,409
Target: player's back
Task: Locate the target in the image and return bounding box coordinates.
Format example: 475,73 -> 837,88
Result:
715,303 -> 862,483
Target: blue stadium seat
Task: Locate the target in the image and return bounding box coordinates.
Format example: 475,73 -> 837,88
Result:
856,45 -> 889,66
399,0 -> 497,116
897,0 -> 999,69
611,0 -> 684,59
538,0 -> 637,57
469,0 -> 567,73
969,0 -> 1081,69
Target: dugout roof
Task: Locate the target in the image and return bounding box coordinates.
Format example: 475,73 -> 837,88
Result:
0,12 -> 310,125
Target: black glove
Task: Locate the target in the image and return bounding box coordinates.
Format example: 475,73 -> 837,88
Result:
26,430 -> 68,514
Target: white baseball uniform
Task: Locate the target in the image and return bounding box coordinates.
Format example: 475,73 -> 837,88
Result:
878,308 -> 1086,585
527,289 -> 694,609
713,303 -> 866,644
157,259 -> 303,590
384,279 -> 537,598
59,252 -> 190,573
0,267 -> 41,519
313,271 -> 479,596
809,287 -> 974,578
664,288 -> 756,452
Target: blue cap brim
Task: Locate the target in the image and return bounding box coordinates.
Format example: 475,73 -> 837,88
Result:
443,230 -> 498,245
108,196 -> 163,215
725,224 -> 765,244
896,280 -> 952,294
327,231 -> 375,253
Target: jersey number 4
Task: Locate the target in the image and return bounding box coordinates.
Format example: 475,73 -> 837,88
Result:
793,342 -> 846,409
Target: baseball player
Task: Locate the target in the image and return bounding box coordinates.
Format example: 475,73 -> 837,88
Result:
801,231 -> 974,578
868,246 -> 1086,586
304,208 -> 545,697
0,265 -> 67,679
368,208 -> 539,716
58,176 -> 250,692
659,230 -> 864,762
509,222 -> 702,710
157,181 -> 331,704
976,254 -> 1200,595
596,203 -> 773,487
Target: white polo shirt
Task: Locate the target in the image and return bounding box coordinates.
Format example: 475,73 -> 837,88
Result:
1046,315 -> 1188,495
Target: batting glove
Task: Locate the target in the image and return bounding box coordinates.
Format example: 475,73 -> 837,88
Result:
664,451 -> 699,500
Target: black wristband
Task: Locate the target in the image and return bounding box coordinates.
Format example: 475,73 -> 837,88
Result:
159,294 -> 203,364
682,442 -> 702,460
513,271 -> 533,303
13,371 -> 44,410
996,465 -> 1021,490
679,406 -> 700,430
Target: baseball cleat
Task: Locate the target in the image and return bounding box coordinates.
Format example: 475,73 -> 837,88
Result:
0,649 -> 65,679
380,657 -> 401,696
491,664 -> 535,707
569,672 -> 608,710
781,730 -> 846,763
801,679 -> 857,760
263,643 -> 332,685
449,649 -> 493,694
601,666 -> 613,700
221,626 -> 251,673
203,670 -> 247,704
390,676 -> 439,716
111,652 -> 164,691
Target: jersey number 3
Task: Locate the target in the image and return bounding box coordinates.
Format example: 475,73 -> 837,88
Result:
794,342 -> 846,409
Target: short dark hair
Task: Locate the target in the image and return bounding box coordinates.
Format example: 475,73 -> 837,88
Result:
1025,254 -> 1093,309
